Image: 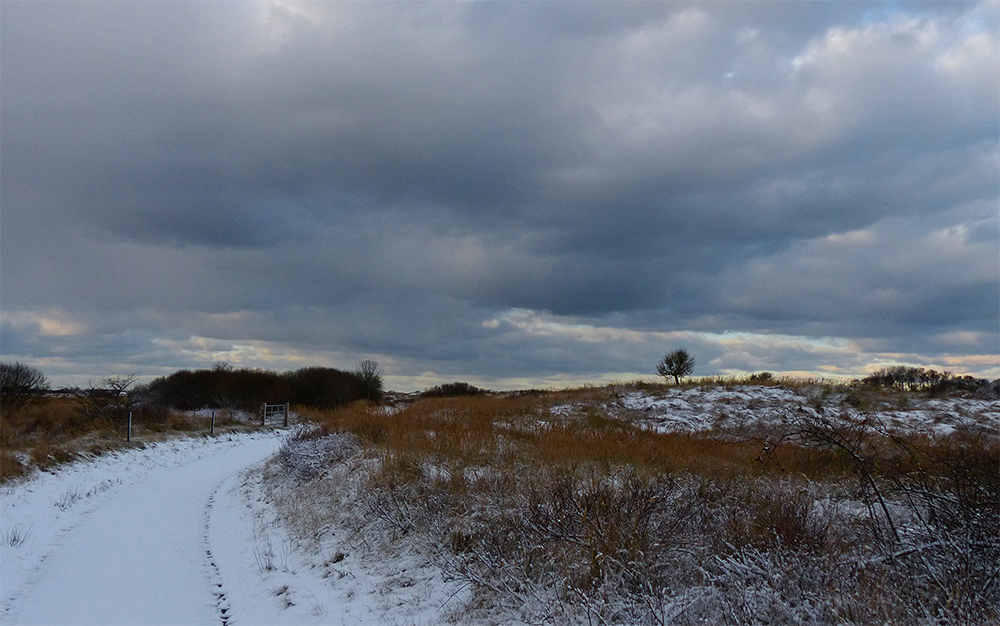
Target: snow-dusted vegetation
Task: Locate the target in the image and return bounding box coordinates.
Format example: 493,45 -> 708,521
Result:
2,378 -> 996,625
270,380 -> 999,625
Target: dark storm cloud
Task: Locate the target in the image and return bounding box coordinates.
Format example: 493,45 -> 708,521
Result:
2,1 -> 997,387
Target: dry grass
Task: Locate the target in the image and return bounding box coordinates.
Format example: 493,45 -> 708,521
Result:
0,450 -> 28,481
306,394 -> 858,487
0,396 -> 264,483
285,386 -> 998,625
1,397 -> 101,448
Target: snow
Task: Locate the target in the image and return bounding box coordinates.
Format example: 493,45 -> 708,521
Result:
617,385 -> 1000,435
0,430 -> 471,626
1,432 -> 283,625
249,435 -> 477,626
2,385 -> 996,625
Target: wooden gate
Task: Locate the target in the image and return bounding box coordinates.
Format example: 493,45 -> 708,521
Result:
260,402 -> 289,427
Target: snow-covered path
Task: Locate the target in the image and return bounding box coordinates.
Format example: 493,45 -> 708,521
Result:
2,433 -> 282,625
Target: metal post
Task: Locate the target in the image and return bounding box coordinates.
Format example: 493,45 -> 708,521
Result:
261,404 -> 265,426
127,411 -> 132,442
211,409 -> 216,435
284,403 -> 289,427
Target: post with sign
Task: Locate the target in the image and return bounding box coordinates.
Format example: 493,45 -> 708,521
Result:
260,403 -> 290,427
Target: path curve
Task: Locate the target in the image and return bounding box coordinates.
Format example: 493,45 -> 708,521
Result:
6,436 -> 282,625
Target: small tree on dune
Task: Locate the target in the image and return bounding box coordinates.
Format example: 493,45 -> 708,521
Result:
656,349 -> 694,385
356,359 -> 384,402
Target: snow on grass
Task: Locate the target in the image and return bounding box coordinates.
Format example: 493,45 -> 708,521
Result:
248,431 -> 480,626
2,385 -> 996,625
618,384 -> 1000,436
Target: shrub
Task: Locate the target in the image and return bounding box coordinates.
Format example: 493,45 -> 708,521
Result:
0,362 -> 49,415
284,367 -> 366,409
76,375 -> 137,428
862,366 -> 987,394
656,349 -> 695,385
355,360 -> 384,402
422,382 -> 489,397
145,366 -> 367,411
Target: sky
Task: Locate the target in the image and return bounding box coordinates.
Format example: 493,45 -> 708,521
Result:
1,0 -> 998,391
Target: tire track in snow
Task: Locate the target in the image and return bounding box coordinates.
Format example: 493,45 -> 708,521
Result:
3,434 -> 282,625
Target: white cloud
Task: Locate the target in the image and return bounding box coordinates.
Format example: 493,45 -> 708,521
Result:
3,309 -> 87,337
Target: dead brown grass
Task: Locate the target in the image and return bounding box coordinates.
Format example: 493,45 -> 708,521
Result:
1,396 -> 265,483
1,397 -> 101,448
0,450 -> 28,481
287,388 -> 998,625
306,395 -> 856,488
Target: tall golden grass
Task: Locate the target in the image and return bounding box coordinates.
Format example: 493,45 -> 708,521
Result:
303,393 -> 858,486
287,387 -> 998,625
0,396 -> 258,483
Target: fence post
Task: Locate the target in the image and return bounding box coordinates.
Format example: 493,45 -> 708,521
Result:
211,409 -> 216,435
284,403 -> 289,427
261,404 -> 265,426
127,411 -> 132,442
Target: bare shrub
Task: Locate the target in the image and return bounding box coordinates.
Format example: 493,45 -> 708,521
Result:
783,411 -> 1000,624
355,360 -> 384,402
0,362 -> 49,415
0,363 -> 49,417
276,426 -> 359,480
77,375 -> 138,428
862,366 -> 988,395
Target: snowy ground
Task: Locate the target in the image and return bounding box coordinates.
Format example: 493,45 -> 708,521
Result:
2,386 -> 996,625
1,432 -> 284,625
0,430 -> 471,626
612,384 -> 1000,436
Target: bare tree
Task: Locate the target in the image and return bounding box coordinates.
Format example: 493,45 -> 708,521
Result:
656,349 -> 694,385
0,362 -> 49,414
78,374 -> 138,427
356,359 -> 384,401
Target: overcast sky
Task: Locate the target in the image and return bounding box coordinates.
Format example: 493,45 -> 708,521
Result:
2,0 -> 998,391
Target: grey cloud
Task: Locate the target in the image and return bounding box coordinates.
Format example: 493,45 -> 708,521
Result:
719,210 -> 999,337
2,1 -> 997,386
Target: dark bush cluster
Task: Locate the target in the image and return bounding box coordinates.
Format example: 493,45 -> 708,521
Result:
144,365 -> 373,411
862,366 -> 988,394
421,381 -> 490,397
0,362 -> 49,414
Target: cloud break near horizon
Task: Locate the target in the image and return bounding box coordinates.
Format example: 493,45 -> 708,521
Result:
2,1 -> 998,391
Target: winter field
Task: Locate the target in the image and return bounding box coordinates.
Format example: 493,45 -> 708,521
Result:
2,379 -> 998,625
